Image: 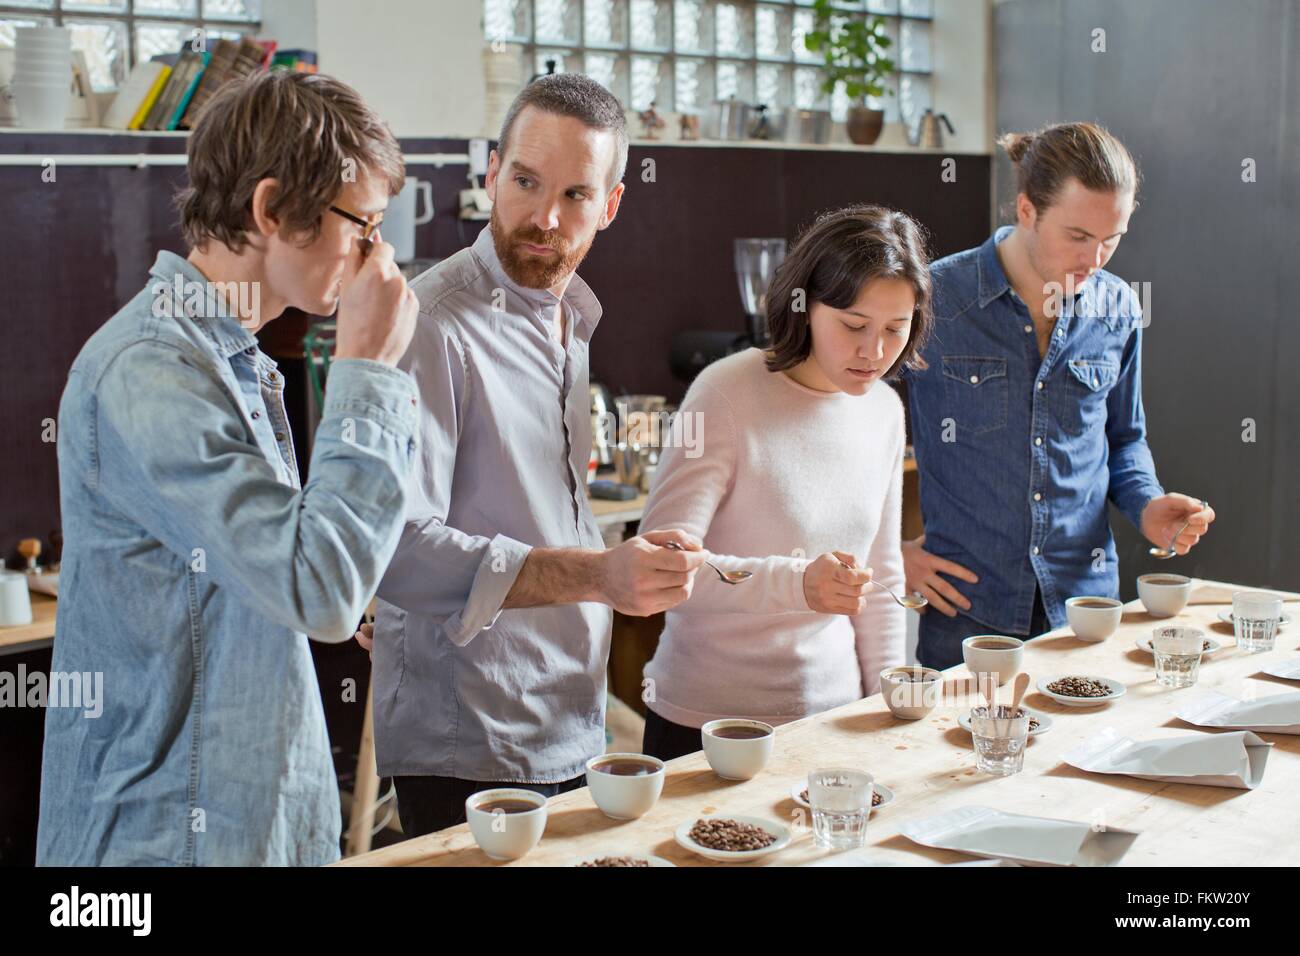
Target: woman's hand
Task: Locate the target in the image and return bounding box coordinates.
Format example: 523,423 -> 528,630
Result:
803,551 -> 873,615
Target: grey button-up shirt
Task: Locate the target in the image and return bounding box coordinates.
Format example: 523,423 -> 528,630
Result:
372,225 -> 612,783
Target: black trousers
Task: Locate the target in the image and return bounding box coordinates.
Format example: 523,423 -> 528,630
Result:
392,773 -> 587,837
640,708 -> 706,763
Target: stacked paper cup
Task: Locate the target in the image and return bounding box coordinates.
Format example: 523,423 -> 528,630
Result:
14,26 -> 72,129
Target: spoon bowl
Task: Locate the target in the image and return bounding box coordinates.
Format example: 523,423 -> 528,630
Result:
663,540 -> 752,585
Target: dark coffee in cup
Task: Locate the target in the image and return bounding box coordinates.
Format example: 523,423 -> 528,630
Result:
1145,576 -> 1186,586
476,798 -> 538,814
1074,599 -> 1118,608
709,725 -> 771,740
969,638 -> 1017,650
590,757 -> 660,776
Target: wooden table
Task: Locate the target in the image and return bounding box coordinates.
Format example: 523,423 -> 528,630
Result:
335,579 -> 1300,867
0,592 -> 56,657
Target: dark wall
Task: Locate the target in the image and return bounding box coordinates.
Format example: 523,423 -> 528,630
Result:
0,133 -> 990,560
994,0 -> 1300,596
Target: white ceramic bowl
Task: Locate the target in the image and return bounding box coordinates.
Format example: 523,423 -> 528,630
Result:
962,635 -> 1025,686
465,788 -> 548,861
878,665 -> 943,719
585,752 -> 665,820
1137,573 -> 1192,617
673,815 -> 791,862
790,779 -> 895,812
1036,675 -> 1126,707
13,80 -> 70,129
700,719 -> 774,781
1065,596 -> 1123,642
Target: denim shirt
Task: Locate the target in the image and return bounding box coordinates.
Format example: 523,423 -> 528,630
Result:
38,251 -> 418,866
904,227 -> 1164,634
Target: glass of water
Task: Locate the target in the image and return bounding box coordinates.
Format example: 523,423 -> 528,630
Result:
1233,591 -> 1283,653
807,768 -> 874,850
970,706 -> 1029,776
1152,626 -> 1204,687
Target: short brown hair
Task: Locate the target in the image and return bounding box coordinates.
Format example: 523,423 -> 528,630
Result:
998,121 -> 1139,212
177,70 -> 405,253
765,205 -> 933,379
497,72 -> 629,189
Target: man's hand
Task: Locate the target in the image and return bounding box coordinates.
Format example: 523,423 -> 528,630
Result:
1141,494 -> 1215,555
596,529 -> 707,616
353,621 -> 373,659
334,234 -> 419,366
902,535 -> 979,617
803,552 -> 872,615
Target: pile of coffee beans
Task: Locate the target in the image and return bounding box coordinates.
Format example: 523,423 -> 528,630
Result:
1048,676 -> 1112,698
689,818 -> 777,852
579,856 -> 650,867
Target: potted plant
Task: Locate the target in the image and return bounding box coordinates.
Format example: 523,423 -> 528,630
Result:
802,0 -> 896,145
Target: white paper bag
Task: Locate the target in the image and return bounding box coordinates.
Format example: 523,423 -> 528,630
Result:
1175,690 -> 1300,734
900,805 -> 1139,867
1063,728 -> 1271,789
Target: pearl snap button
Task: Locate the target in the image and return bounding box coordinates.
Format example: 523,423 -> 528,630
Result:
970,375 -> 979,384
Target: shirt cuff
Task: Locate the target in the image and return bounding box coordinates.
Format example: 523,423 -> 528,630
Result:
442,534 -> 532,646
322,358 -> 419,441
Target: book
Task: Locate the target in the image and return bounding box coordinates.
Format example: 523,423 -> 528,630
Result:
143,43 -> 207,130
178,36 -> 270,129
164,49 -> 209,129
101,60 -> 169,129
128,66 -> 170,129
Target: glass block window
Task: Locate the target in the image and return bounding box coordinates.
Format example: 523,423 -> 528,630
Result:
485,0 -> 934,122
0,0 -> 260,90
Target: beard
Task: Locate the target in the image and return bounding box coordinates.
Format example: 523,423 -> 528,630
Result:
489,208 -> 595,290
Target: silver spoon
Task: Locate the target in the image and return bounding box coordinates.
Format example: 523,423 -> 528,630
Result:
663,540 -> 752,585
1149,498 -> 1206,559
835,558 -> 928,609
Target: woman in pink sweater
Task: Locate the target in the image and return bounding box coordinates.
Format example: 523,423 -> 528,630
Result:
639,205 -> 934,761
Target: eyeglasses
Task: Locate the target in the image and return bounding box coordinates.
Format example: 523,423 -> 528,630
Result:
329,205 -> 383,241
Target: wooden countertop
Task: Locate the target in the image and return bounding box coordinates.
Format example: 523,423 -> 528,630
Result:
0,592 -> 56,655
336,579 -> 1300,867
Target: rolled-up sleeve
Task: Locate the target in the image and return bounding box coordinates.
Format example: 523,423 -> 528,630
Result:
1105,320 -> 1164,531
375,313 -> 533,645
94,343 -> 418,642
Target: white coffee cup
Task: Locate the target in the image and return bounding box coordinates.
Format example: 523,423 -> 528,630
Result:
700,719 -> 774,781
0,572 -> 33,627
962,635 -> 1025,686
1065,596 -> 1123,642
382,175 -> 434,263
585,753 -> 665,820
465,788 -> 547,861
1137,573 -> 1192,617
878,666 -> 942,719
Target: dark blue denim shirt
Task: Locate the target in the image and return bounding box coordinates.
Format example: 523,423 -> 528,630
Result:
904,226 -> 1164,633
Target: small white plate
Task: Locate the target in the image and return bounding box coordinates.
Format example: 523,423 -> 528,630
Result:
1037,675 -> 1126,707
1262,659 -> 1300,681
674,815 -> 791,862
957,708 -> 1053,737
789,781 -> 895,812
571,854 -> 676,867
1135,634 -> 1223,656
1217,610 -> 1290,629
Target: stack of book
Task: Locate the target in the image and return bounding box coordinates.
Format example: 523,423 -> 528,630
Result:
103,37 -> 306,132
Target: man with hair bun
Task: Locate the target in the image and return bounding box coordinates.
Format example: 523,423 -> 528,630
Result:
900,121 -> 1214,669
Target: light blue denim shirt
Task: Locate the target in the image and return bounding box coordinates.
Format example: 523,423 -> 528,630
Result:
372,225 -> 612,784
904,227 -> 1165,633
38,251 -> 418,866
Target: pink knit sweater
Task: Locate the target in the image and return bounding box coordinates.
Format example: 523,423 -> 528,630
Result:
640,347 -> 907,728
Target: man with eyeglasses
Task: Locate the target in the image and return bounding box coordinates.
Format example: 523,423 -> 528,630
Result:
38,70 -> 419,866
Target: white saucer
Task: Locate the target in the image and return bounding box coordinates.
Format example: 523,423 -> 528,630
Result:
571,854 -> 676,867
1218,609 -> 1290,629
1135,634 -> 1223,656
674,815 -> 791,862
1037,675 -> 1126,707
789,780 -> 895,812
957,707 -> 1053,736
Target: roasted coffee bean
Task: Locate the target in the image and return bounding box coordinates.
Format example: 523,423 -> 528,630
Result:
1047,676 -> 1112,698
689,818 -> 777,852
579,856 -> 651,867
